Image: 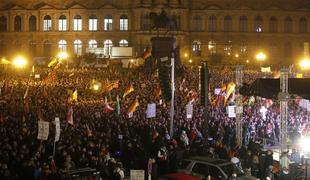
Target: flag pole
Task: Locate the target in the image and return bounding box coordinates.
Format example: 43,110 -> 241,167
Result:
169,53 -> 175,138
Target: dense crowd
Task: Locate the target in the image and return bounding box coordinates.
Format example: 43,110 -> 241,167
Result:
0,63 -> 309,180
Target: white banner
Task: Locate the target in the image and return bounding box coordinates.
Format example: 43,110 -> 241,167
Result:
261,67 -> 271,73
55,117 -> 60,142
146,103 -> 156,118
186,103 -> 193,119
227,105 -> 236,118
130,170 -> 145,180
37,121 -> 49,140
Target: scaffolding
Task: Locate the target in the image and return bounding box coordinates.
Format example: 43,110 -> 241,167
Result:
279,68 -> 289,153
235,65 -> 243,147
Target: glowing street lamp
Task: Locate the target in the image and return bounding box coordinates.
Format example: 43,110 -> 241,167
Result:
12,55 -> 27,68
189,59 -> 192,64
256,52 -> 266,67
93,84 -> 100,91
57,52 -> 68,60
0,58 -> 10,65
300,58 -> 310,69
184,53 -> 188,58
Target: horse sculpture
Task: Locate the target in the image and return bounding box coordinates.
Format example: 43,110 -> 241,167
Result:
149,9 -> 178,36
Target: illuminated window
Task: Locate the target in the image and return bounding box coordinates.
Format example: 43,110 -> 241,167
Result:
29,16 -> 36,32
284,17 -> 292,33
43,15 -> 52,31
224,41 -> 232,56
208,16 -> 217,32
120,15 -> 128,31
239,16 -> 247,32
119,39 -> 128,47
299,17 -> 307,33
89,15 -> 97,31
73,40 -> 82,56
104,40 -> 113,55
73,15 -> 82,31
0,16 -> 7,32
224,15 -> 232,32
254,16 -> 263,32
104,15 -> 113,31
14,16 -> 22,32
88,40 -> 97,48
208,41 -> 216,54
58,40 -> 67,51
269,16 -> 278,33
193,15 -> 202,31
58,15 -> 67,31
192,40 -> 201,56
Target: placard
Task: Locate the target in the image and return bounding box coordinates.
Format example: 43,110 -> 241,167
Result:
186,103 -> 193,119
130,170 -> 145,180
55,117 -> 60,142
37,121 -> 49,140
214,88 -> 221,95
35,74 -> 40,79
227,105 -> 236,118
146,103 -> 156,118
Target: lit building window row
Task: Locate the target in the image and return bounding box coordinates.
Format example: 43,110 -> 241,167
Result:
0,14 -> 129,32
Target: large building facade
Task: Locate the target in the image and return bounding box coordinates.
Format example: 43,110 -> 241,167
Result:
0,0 -> 309,65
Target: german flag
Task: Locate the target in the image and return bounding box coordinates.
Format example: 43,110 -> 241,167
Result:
127,98 -> 139,114
123,84 -> 134,98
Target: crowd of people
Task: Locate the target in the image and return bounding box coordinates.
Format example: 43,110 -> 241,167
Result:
0,62 -> 309,180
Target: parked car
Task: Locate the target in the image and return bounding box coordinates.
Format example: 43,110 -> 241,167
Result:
177,156 -> 258,180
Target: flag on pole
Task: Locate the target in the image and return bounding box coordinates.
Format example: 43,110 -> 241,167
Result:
224,81 -> 236,106
54,117 -> 60,142
123,84 -> 134,98
24,86 -> 29,99
155,84 -> 162,99
72,89 -> 78,101
127,98 -> 139,114
48,58 -> 58,68
103,96 -> 114,113
66,106 -> 74,125
142,46 -> 152,60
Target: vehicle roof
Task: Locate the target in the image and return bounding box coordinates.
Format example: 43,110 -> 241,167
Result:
161,173 -> 200,180
184,156 -> 232,166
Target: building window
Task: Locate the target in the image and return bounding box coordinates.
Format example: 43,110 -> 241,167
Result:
284,17 -> 292,33
141,14 -> 151,30
192,40 -> 201,56
239,16 -> 247,32
193,15 -> 202,31
119,39 -> 128,47
104,40 -> 113,56
58,15 -> 67,31
14,16 -> 22,32
58,40 -> 67,51
29,41 -> 36,57
89,15 -> 97,31
43,15 -> 52,31
240,43 -> 247,56
254,16 -> 263,32
208,16 -> 217,32
29,16 -> 36,32
299,17 -> 307,33
0,16 -> 7,32
120,15 -> 128,31
88,40 -> 97,48
208,41 -> 216,54
73,40 -> 82,56
44,40 -> 52,57
104,15 -> 113,31
74,15 -> 82,31
269,16 -> 278,33
224,41 -> 232,56
224,15 -> 232,32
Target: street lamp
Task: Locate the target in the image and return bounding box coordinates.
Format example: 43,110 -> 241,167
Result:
256,52 -> 266,67
57,52 -> 69,68
299,58 -> 310,69
12,55 -> 27,69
